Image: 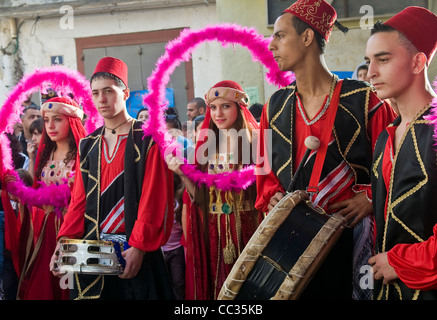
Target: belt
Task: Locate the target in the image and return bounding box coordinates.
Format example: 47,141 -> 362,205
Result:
210,200 -> 253,214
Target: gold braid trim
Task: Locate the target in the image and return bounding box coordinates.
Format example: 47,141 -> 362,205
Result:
270,90 -> 294,144
269,87 -> 296,177
376,106 -> 431,300
372,152 -> 383,179
131,120 -> 145,163
332,126 -> 360,183
341,86 -> 371,137
84,175 -> 98,198
393,283 -> 403,299
74,274 -> 103,300
339,86 -> 370,98
383,108 -> 430,250
337,103 -> 361,157
377,282 -> 421,300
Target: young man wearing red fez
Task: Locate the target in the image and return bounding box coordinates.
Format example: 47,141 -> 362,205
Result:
255,0 -> 396,299
366,7 -> 437,300
50,57 -> 175,300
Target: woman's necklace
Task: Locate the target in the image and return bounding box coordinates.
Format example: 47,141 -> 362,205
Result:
105,118 -> 131,134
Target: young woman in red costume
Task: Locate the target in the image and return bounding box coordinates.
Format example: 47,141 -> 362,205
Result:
16,96 -> 86,300
168,80 -> 261,299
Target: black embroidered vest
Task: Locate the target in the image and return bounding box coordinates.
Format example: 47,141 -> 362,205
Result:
267,79 -> 378,192
371,106 -> 437,300
72,120 -> 153,299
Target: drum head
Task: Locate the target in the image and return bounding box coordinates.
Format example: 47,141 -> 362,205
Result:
218,190 -> 346,300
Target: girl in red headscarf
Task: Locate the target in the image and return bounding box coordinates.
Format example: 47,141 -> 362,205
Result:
168,80 -> 261,299
13,97 -> 87,300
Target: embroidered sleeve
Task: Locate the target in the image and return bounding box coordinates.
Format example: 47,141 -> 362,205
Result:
129,144 -> 174,252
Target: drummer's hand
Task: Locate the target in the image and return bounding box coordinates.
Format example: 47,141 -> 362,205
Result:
369,252 -> 398,284
119,246 -> 145,279
268,192 -> 284,212
328,192 -> 372,227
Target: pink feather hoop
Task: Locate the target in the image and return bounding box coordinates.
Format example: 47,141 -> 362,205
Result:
143,23 -> 294,191
1,66 -> 101,208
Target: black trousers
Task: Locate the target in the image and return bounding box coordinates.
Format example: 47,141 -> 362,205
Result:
73,249 -> 175,300
300,227 -> 354,300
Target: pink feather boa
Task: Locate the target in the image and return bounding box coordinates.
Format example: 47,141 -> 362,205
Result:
143,23 -> 294,191
4,170 -> 71,209
0,66 -> 101,138
1,66 -> 100,207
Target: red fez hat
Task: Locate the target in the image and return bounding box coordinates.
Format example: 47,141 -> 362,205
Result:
384,6 -> 437,65
283,0 -> 337,41
93,56 -> 128,87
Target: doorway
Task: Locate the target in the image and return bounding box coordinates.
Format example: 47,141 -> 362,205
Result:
75,28 -> 194,121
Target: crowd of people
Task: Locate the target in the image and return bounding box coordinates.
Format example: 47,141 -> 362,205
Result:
0,0 -> 437,301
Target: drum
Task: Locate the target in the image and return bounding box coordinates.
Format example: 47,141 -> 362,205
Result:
217,190 -> 346,300
53,239 -> 125,275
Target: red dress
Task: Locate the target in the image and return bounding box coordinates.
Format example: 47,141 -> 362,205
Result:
183,158 -> 260,300
18,160 -> 75,300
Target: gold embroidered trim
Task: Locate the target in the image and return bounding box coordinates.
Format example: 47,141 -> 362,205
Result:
74,274 -> 103,300
383,106 -> 431,251
270,89 -> 294,145
338,103 -> 361,157
287,0 -> 335,39
373,152 -> 383,179
269,87 -> 296,177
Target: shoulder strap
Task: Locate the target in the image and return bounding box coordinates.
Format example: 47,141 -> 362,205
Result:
307,80 -> 343,194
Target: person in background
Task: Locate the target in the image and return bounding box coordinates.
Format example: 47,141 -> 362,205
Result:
186,97 -> 206,121
249,103 -> 263,123
1,168 -> 33,300
354,63 -> 370,82
162,173 -> 186,300
136,107 -> 149,122
166,107 -> 193,155
18,106 -> 41,157
26,117 -> 44,178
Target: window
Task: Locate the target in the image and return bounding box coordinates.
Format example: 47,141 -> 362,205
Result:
266,0 -> 429,25
331,0 -> 428,19
266,0 -> 294,25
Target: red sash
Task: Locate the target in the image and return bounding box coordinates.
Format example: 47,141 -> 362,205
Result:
307,80 -> 343,194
